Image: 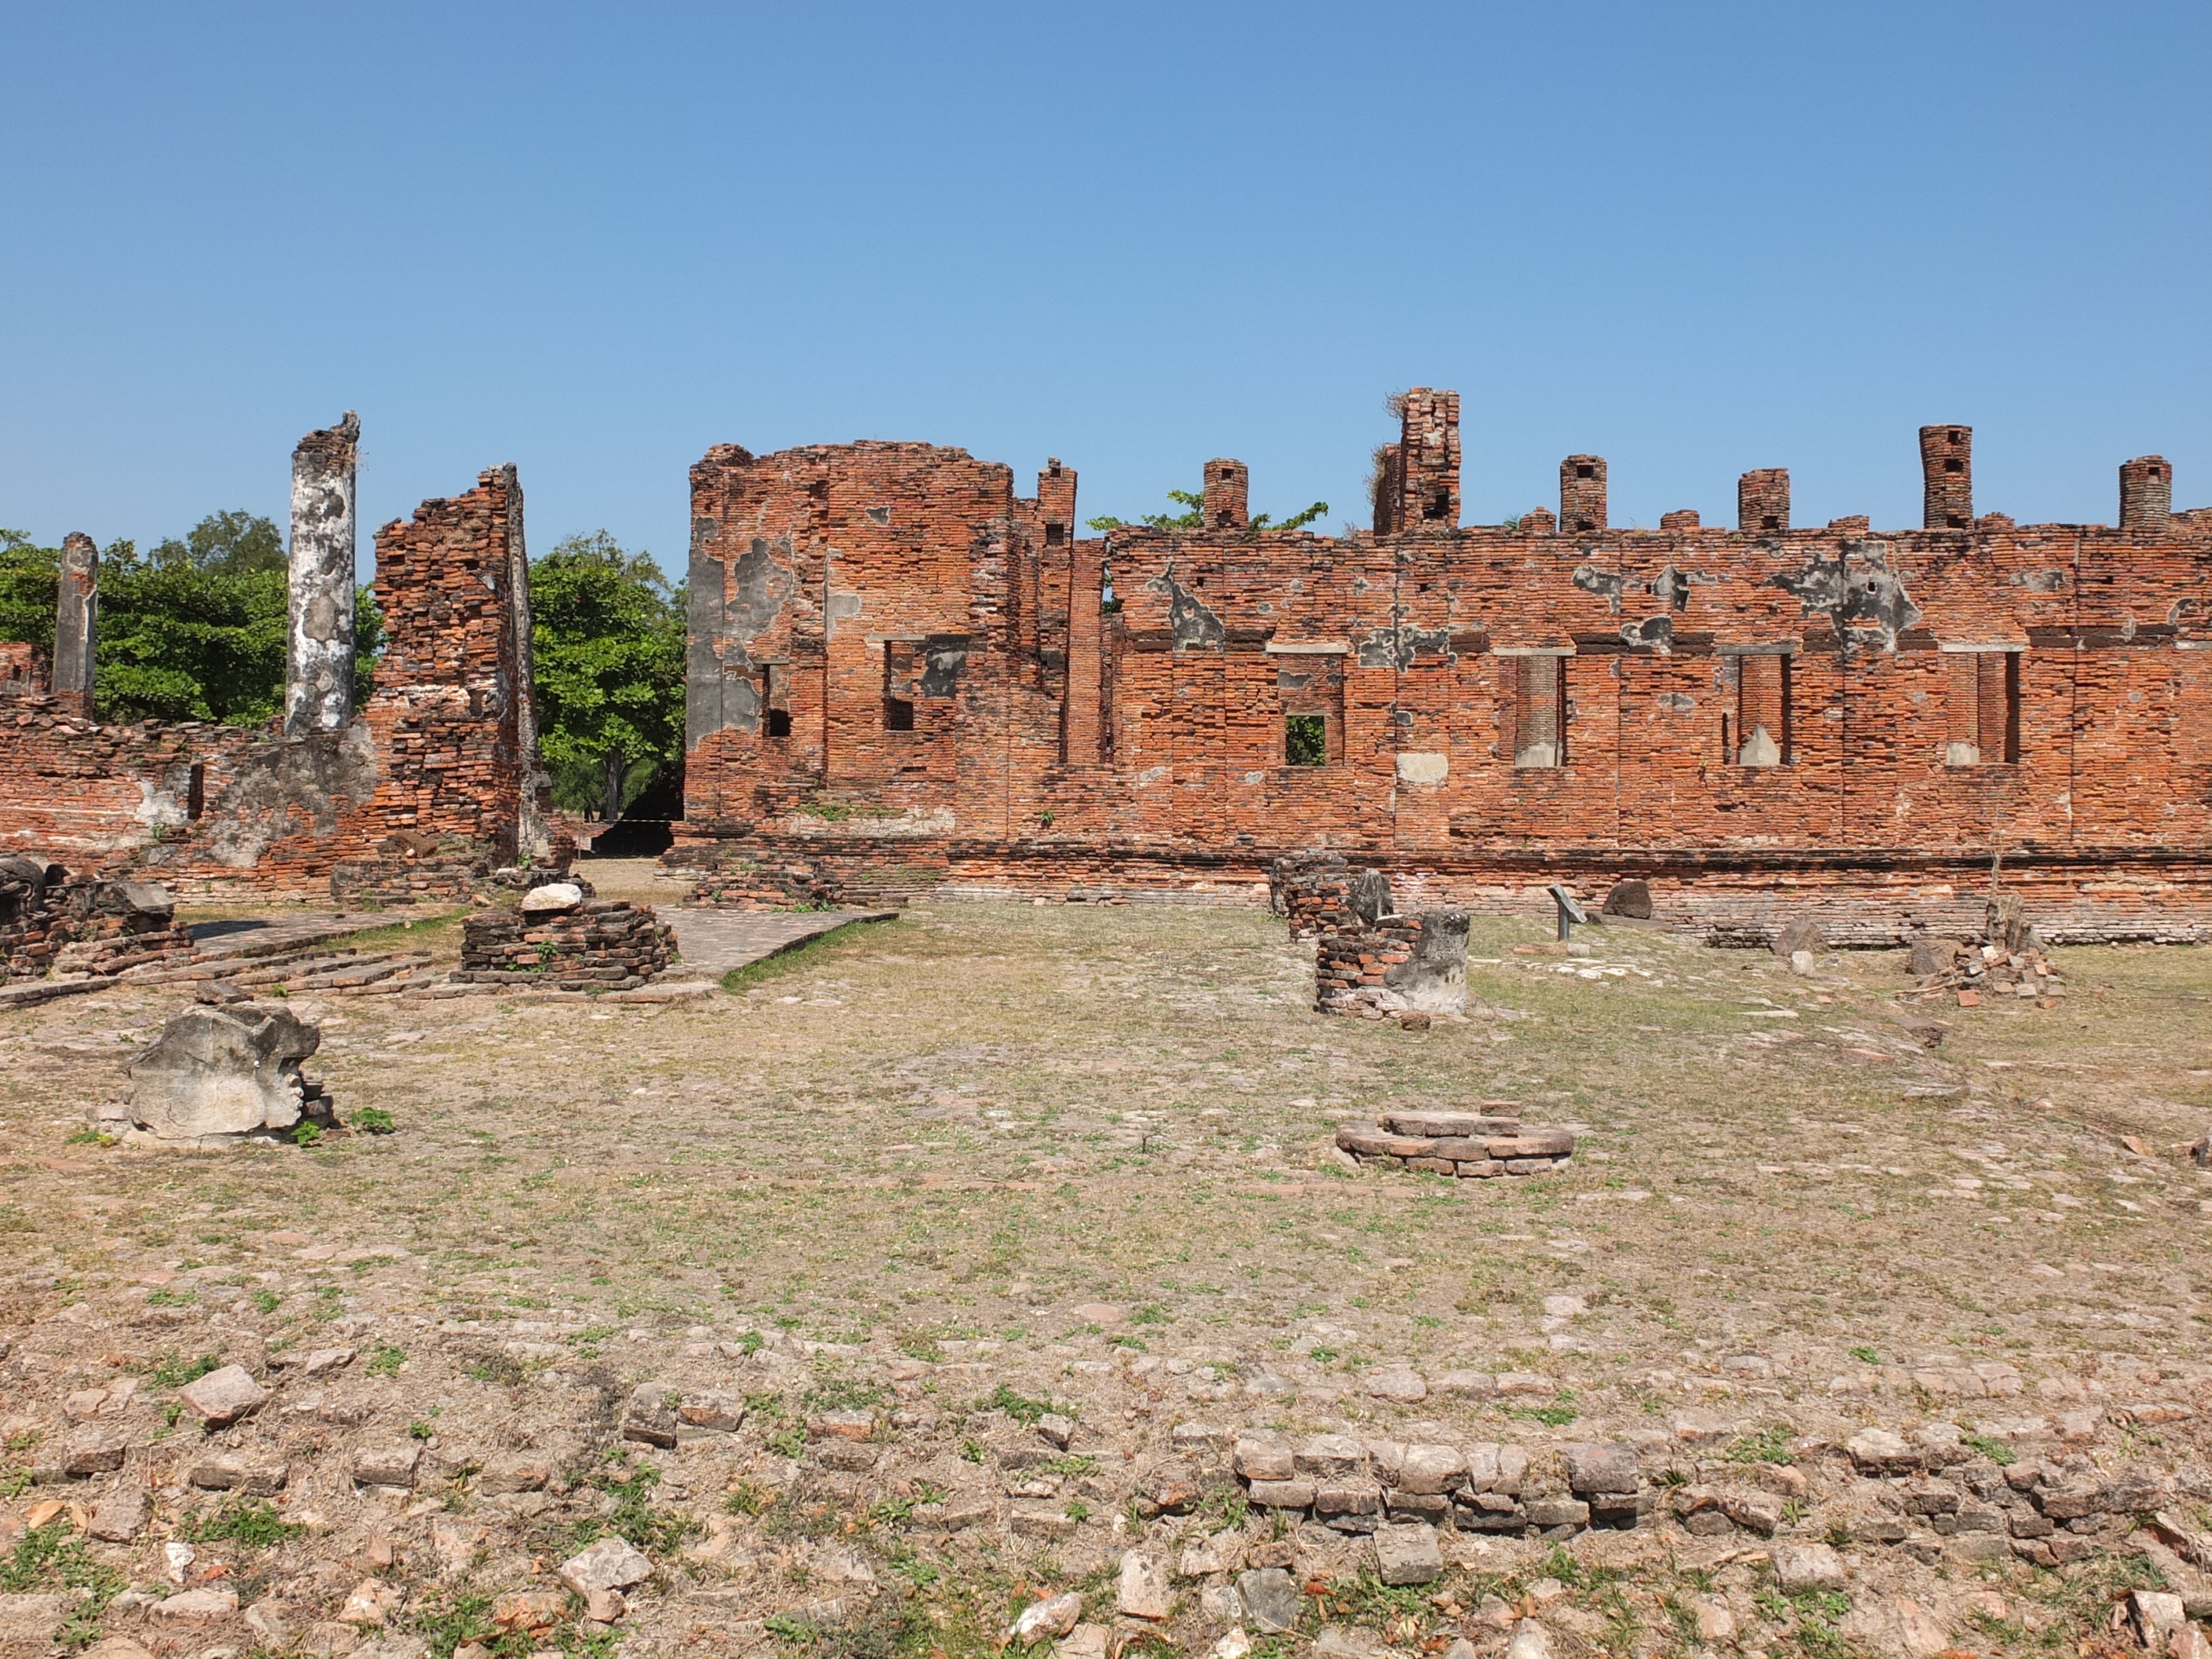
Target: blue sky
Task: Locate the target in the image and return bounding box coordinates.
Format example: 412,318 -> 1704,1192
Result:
2,2 -> 2206,578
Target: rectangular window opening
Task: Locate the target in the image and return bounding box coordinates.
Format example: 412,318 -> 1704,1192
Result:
884,698 -> 915,733
186,762 -> 206,820
1736,654 -> 1789,766
1284,714 -> 1327,767
1947,651 -> 2020,766
767,709 -> 792,738
1513,657 -> 1567,767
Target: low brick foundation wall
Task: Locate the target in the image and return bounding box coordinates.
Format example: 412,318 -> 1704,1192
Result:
458,899 -> 673,991
684,849 -> 842,910
1,867 -> 193,983
1335,1106 -> 1575,1180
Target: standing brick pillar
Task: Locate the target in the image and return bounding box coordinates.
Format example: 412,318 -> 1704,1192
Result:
2119,456 -> 2172,532
1560,456 -> 1607,533
1038,457 -> 1077,547
1920,424 -> 1972,529
52,532 -> 98,718
1395,389 -> 1459,529
1737,467 -> 1790,533
1202,459 -> 1249,529
1375,390 -> 1460,533
285,412 -> 360,736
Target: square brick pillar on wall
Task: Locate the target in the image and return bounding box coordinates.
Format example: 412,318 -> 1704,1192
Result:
1921,425 -> 1972,529
1737,468 -> 1789,533
1202,460 -> 1249,529
2119,456 -> 2173,532
362,467 -> 540,866
1560,456 -> 1606,534
1393,390 -> 1459,530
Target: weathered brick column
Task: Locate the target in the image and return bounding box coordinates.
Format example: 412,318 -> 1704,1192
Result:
52,533 -> 98,717
285,412 -> 360,736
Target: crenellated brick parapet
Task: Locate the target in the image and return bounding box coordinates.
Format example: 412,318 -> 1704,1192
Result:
676,394 -> 2212,940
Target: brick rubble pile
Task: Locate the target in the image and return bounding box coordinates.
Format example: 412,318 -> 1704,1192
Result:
685,849 -> 842,910
1910,937 -> 2071,1008
0,860 -> 195,983
1269,851 -> 1355,939
460,897 -> 673,990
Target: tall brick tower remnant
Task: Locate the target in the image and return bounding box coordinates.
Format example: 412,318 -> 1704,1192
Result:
1921,424 -> 1973,529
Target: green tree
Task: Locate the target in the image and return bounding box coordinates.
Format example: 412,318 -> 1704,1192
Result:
96,536 -> 289,722
0,515 -> 381,724
529,531 -> 686,822
0,530 -> 60,654
1086,488 -> 1328,533
147,509 -> 287,576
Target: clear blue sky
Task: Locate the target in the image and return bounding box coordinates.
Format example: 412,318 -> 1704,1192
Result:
2,2 -> 2206,578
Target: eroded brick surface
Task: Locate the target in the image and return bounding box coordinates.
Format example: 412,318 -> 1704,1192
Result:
678,396 -> 2212,940
0,463 -> 563,902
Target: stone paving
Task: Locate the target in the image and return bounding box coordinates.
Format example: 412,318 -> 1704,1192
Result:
655,906 -> 897,977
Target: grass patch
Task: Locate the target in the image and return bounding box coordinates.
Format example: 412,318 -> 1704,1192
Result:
804,1376 -> 890,1413
982,1382 -> 1057,1425
717,919 -> 890,995
1725,1423 -> 1796,1465
144,1351 -> 223,1389
580,1457 -> 694,1555
330,908 -> 470,955
180,1499 -> 303,1547
1962,1432 -> 2016,1466
1,1522 -> 127,1647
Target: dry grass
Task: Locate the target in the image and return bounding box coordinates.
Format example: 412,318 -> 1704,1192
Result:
2,901 -> 2209,1658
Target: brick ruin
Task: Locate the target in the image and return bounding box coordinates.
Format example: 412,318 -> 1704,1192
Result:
676,398 -> 2212,942
0,417 -> 565,910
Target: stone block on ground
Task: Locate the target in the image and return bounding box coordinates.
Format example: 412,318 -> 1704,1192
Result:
1601,880 -> 1653,919
190,1452 -> 288,1493
1373,1522 -> 1443,1586
350,1443 -> 422,1489
1772,915 -> 1825,959
178,1364 -> 267,1426
621,1383 -> 679,1447
1772,1541 -> 1848,1593
1562,1442 -> 1640,1496
124,1004 -> 323,1143
559,1536 -> 654,1597
89,1487 -> 148,1541
1117,1549 -> 1171,1619
1236,1568 -> 1301,1634
1010,1593 -> 1083,1641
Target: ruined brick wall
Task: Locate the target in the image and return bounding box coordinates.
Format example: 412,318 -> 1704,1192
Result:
346,467 -> 542,878
0,641 -> 44,697
678,401 -> 2212,940
0,467 -> 562,899
683,440 -> 1064,842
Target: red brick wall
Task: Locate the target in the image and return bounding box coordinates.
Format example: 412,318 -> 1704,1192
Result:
679,409 -> 2212,940
0,467 -> 558,899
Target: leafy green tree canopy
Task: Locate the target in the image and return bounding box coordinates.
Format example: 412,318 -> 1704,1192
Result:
529,531 -> 686,820
0,515 -> 380,724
